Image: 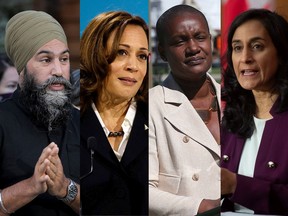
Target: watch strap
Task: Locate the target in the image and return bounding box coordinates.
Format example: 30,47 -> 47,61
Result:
58,179 -> 78,203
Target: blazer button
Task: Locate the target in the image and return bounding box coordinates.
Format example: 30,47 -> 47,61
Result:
267,161 -> 276,168
183,136 -> 189,143
222,155 -> 229,162
192,173 -> 199,181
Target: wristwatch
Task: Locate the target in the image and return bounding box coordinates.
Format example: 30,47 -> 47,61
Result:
58,179 -> 78,203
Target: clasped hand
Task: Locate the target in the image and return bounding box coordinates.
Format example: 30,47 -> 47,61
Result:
31,142 -> 68,198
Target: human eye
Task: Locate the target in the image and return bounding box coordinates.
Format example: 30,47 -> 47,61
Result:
175,39 -> 184,45
252,43 -> 263,51
117,49 -> 128,56
40,58 -> 51,63
138,53 -> 148,61
195,33 -> 207,41
7,84 -> 17,89
6,82 -> 17,90
60,56 -> 70,63
170,36 -> 185,46
232,44 -> 242,52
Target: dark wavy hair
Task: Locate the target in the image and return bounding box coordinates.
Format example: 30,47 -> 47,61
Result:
80,11 -> 149,114
222,9 -> 288,138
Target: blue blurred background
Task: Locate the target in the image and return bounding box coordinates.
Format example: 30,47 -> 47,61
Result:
80,0 -> 149,35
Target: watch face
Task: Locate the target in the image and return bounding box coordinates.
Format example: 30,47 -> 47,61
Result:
69,182 -> 78,197
60,179 -> 78,203
68,180 -> 78,199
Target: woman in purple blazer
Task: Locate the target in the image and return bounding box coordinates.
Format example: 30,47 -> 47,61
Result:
221,9 -> 288,215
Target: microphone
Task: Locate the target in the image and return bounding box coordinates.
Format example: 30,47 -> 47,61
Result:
80,136 -> 96,180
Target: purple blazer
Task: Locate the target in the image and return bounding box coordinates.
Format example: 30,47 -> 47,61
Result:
221,102 -> 288,215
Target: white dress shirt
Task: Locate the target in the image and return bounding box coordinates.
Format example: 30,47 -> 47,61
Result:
235,116 -> 270,213
92,101 -> 137,161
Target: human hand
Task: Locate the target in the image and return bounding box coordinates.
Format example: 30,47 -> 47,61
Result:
45,142 -> 69,198
30,143 -> 57,195
221,168 -> 236,195
197,199 -> 220,214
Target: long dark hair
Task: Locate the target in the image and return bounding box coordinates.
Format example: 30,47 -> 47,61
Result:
222,9 -> 288,138
80,11 -> 149,114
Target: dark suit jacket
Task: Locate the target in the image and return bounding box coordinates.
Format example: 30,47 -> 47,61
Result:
80,101 -> 148,215
221,101 -> 288,215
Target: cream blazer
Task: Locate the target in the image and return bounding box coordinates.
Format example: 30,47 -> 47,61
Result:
149,73 -> 220,216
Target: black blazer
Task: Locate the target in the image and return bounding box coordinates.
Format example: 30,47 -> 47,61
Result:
80,101 -> 148,215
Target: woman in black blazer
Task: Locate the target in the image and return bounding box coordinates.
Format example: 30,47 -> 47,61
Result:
80,11 -> 149,215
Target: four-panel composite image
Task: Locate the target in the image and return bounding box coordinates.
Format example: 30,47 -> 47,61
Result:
0,0 -> 287,215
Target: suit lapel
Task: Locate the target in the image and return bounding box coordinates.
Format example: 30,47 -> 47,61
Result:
81,103 -> 148,168
121,102 -> 148,166
162,74 -> 220,156
165,99 -> 220,156
81,106 -> 119,166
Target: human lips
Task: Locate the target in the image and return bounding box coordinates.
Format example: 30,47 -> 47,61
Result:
118,77 -> 137,86
43,76 -> 72,91
184,56 -> 205,66
240,69 -> 258,76
49,83 -> 65,91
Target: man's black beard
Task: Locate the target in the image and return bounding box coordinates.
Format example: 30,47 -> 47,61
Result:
20,69 -> 72,131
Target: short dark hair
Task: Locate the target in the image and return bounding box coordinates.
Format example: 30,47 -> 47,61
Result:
222,9 -> 288,138
156,4 -> 209,45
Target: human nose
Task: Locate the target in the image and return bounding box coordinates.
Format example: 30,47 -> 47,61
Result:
125,56 -> 139,72
185,39 -> 200,56
51,60 -> 64,76
240,47 -> 253,64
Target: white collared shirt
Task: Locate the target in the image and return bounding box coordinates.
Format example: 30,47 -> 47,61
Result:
235,116 -> 269,213
92,100 -> 137,161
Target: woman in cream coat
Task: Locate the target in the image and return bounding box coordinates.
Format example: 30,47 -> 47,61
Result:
149,5 -> 220,215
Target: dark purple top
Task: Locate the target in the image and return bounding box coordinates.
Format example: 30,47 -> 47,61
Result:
221,101 -> 288,215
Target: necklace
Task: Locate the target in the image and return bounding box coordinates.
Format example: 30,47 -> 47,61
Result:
195,78 -> 218,124
108,130 -> 124,137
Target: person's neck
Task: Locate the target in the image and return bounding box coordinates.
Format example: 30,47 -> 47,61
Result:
253,90 -> 278,119
96,95 -> 131,132
174,74 -> 208,100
